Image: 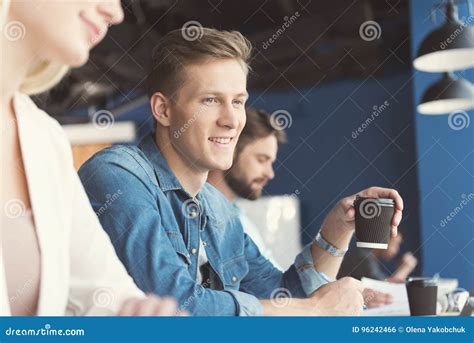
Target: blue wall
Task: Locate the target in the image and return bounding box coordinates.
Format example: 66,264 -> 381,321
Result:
248,72 -> 422,274
410,0 -> 473,289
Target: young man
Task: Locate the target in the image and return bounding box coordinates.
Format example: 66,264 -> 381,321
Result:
208,108 -> 286,269
78,28 -> 403,316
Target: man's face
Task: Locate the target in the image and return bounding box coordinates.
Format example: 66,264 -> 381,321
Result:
168,59 -> 248,172
225,135 -> 278,200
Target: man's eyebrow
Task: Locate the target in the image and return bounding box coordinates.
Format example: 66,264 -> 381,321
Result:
256,153 -> 272,159
198,90 -> 248,98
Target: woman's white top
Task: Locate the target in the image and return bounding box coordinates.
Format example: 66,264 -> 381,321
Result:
0,93 -> 144,316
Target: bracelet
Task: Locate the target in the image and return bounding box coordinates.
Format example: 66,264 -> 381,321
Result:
313,230 -> 348,257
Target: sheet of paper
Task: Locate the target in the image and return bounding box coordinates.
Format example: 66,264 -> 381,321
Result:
361,277 -> 410,316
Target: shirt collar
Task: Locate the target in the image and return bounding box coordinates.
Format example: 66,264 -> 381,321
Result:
139,133 -> 183,192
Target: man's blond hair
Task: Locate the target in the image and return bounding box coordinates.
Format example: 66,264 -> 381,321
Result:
146,27 -> 252,100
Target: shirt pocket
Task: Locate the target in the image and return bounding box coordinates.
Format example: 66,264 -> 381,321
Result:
165,230 -> 191,266
222,255 -> 249,291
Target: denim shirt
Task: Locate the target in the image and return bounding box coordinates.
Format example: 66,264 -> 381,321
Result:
78,134 -> 331,316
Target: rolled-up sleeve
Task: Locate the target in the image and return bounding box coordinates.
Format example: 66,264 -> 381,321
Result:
239,232 -> 332,301
225,290 -> 264,316
294,243 -> 334,296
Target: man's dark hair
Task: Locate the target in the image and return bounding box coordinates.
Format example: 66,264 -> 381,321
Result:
235,108 -> 287,158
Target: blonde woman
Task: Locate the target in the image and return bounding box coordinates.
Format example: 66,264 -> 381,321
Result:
1,0 -> 178,316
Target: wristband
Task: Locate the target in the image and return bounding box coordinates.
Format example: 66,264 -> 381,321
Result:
314,230 -> 348,257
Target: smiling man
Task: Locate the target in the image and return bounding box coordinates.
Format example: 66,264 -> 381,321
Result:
78,27 -> 404,316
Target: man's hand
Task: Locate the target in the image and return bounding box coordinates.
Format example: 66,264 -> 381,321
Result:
388,252 -> 418,283
118,295 -> 186,316
321,186 -> 404,238
400,252 -> 418,270
310,277 -> 365,315
363,288 -> 393,309
261,277 -> 365,316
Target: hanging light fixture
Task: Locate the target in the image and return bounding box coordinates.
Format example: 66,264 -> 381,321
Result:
417,72 -> 474,115
413,0 -> 474,72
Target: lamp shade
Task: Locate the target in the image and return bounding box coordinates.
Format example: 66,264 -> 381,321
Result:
413,1 -> 474,72
417,72 -> 474,115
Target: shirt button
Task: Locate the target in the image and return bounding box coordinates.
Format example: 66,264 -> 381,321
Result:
202,241 -> 207,247
231,276 -> 238,283
190,210 -> 198,218
191,248 -> 197,255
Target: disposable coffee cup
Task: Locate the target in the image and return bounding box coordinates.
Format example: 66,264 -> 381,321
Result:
406,277 -> 438,316
354,196 -> 394,249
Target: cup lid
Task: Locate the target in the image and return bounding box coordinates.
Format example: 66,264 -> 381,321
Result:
407,277 -> 437,287
354,196 -> 395,207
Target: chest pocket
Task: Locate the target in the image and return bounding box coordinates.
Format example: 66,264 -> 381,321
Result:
165,231 -> 191,265
222,255 -> 249,291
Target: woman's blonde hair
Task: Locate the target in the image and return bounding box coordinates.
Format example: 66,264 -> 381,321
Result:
1,0 -> 69,95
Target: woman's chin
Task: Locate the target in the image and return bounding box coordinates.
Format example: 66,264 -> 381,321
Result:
63,47 -> 90,68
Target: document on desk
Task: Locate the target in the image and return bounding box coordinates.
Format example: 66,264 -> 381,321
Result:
361,277 -> 410,316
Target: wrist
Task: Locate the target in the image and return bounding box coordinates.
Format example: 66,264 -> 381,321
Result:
261,299 -> 312,316
319,225 -> 352,251
313,230 -> 348,257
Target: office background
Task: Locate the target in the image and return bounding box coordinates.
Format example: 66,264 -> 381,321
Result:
36,0 -> 473,289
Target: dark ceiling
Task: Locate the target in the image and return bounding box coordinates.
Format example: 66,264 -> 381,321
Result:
35,0 -> 411,119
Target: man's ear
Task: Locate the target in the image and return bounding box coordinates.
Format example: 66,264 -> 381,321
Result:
150,92 -> 171,127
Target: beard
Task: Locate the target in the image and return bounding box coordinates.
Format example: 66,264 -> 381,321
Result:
224,169 -> 264,201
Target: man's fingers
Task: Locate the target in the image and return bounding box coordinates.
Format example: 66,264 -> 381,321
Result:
364,290 -> 393,308
391,226 -> 398,238
118,298 -> 142,316
374,291 -> 393,304
136,296 -> 162,316
118,295 -> 181,316
153,297 -> 178,316
340,197 -> 355,212
359,187 -> 404,211
342,277 -> 364,293
392,209 -> 402,227
345,206 -> 356,220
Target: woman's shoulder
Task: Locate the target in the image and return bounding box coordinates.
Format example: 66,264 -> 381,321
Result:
15,92 -> 70,146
